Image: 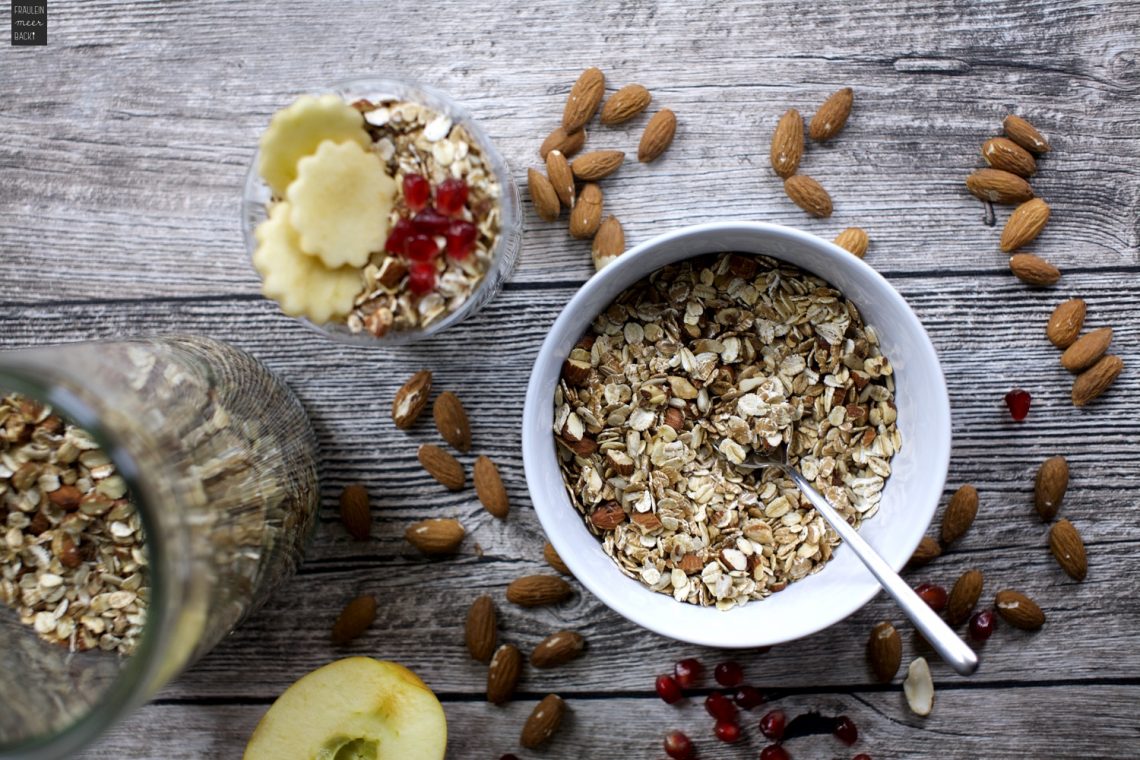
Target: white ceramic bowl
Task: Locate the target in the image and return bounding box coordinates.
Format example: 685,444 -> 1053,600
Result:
522,222 -> 951,648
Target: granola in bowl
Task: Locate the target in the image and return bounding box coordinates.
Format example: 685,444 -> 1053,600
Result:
553,252 -> 901,610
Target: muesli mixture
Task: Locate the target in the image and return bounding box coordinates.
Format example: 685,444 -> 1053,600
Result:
554,252 -> 901,609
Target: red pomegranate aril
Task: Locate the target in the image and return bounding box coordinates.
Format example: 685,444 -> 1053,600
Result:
714,660 -> 745,688
969,609 -> 997,641
412,206 -> 451,235
915,582 -> 948,613
760,745 -> 791,760
663,729 -> 695,760
445,220 -> 478,259
405,234 -> 440,262
1004,388 -> 1031,421
407,262 -> 436,295
704,691 -> 737,722
383,218 -> 413,256
655,674 -> 683,705
674,657 -> 703,688
759,709 -> 786,741
714,719 -> 741,743
435,177 -> 469,217
833,715 -> 858,745
402,173 -> 431,212
733,685 -> 765,710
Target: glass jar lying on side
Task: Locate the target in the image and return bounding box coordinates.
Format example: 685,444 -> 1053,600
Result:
0,336 -> 320,758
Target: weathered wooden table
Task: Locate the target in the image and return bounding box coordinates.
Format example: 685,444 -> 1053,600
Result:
2,1 -> 1138,757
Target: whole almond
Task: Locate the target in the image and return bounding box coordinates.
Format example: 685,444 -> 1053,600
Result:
571,150 -> 625,182
965,168 -> 1035,204
601,83 -> 651,125
1003,114 -> 1051,154
530,630 -> 585,668
506,575 -> 572,607
1072,354 -> 1123,407
405,518 -> 465,555
769,108 -> 804,178
330,594 -> 377,645
535,546 -> 568,581
563,67 -> 605,132
589,501 -> 626,530
392,370 -> 432,430
1000,198 -> 1050,252
946,568 -> 984,625
638,108 -> 676,163
982,136 -> 1037,177
1009,253 -> 1060,286
1034,455 -> 1069,521
338,484 -> 371,541
591,215 -> 625,271
809,87 -> 854,141
474,455 -> 509,518
866,620 -> 902,683
417,444 -> 465,490
994,588 -> 1045,630
907,536 -> 942,569
1049,518 -> 1088,581
528,167 -> 560,222
1046,298 -> 1087,348
834,227 -> 869,258
520,694 -> 566,749
783,174 -> 833,218
545,150 -> 575,207
539,126 -> 587,159
1061,327 -> 1112,372
465,595 -> 497,662
941,484 -> 978,546
433,391 -> 471,453
570,183 -> 604,239
486,643 -> 522,705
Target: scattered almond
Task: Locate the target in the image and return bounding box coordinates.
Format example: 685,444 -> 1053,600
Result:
338,484 -> 371,541
391,370 -> 432,430
465,595 -> 497,662
589,501 -> 626,530
903,657 -> 934,716
601,83 -> 651,125
487,643 -> 522,705
540,126 -> 587,160
982,136 -> 1037,177
994,588 -> 1045,629
530,630 -> 585,668
769,108 -> 804,178
545,149 -> 575,207
1049,518 -> 1088,581
571,150 -> 625,182
330,594 -> 377,645
417,443 -> 465,490
569,183 -> 604,239
638,108 -> 676,163
866,620 -> 902,683
506,575 -> 572,607
404,518 -> 465,555
563,67 -> 606,132
1009,253 -> 1060,286
1034,455 -> 1069,522
663,407 -> 684,431
907,536 -> 942,568
474,455 -> 509,519
834,227 -> 869,258
946,568 -> 984,625
809,87 -> 854,142
964,168 -> 1034,205
591,215 -> 625,271
520,694 -> 566,749
783,174 -> 833,218
941,484 -> 978,546
544,541 -> 572,575
433,391 -> 471,452
999,198 -> 1050,252
47,485 -> 81,511
1003,114 -> 1051,154
1072,354 -> 1123,407
528,167 -> 560,222
1046,298 -> 1086,348
561,358 -> 592,386
1060,327 -> 1113,372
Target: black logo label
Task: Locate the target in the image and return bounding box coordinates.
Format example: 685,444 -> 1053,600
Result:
12,1 -> 47,46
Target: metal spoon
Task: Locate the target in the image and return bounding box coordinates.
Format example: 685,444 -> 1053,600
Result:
734,445 -> 979,676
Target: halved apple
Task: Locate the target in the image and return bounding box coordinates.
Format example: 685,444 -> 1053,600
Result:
243,658 -> 446,760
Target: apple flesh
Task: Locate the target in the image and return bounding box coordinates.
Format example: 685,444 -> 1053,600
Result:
243,658 -> 446,760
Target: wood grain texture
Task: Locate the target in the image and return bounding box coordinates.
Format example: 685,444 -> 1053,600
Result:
1,0 -> 1138,757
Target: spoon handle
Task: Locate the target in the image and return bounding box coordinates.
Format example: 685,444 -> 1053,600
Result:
785,468 -> 979,676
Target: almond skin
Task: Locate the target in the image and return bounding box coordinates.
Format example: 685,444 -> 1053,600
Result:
907,536 -> 942,569
1034,455 -> 1069,522
994,589 -> 1045,630
1000,198 -> 1050,252
433,391 -> 471,453
783,174 -> 833,218
946,568 -> 984,625
1060,327 -> 1112,372
1046,298 -> 1087,348
965,168 -> 1034,204
506,575 -> 572,607
486,644 -> 522,705
563,67 -> 605,132
520,694 -> 566,749
1003,114 -> 1051,154
528,168 -> 560,222
982,136 -> 1037,177
769,109 -> 804,178
539,126 -> 586,159
591,215 -> 625,271
809,87 -> 854,141
941,484 -> 978,546
834,227 -> 869,258
1072,355 -> 1123,407
569,183 -> 604,239
404,518 -> 465,555
571,150 -> 625,181
545,149 -> 575,207
561,358 -> 591,386
465,595 -> 497,662
600,83 -> 651,125
638,108 -> 676,162
530,630 -> 585,668
866,620 -> 902,683
589,501 -> 626,530
338,484 -> 371,541
330,594 -> 377,645
417,444 -> 465,490
544,541 -> 572,575
391,370 -> 432,429
1049,518 -> 1088,581
1009,253 -> 1060,286
473,455 -> 509,519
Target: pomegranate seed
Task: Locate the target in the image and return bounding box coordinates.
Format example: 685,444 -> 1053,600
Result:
915,582 -> 948,613
714,719 -> 741,743
407,262 -> 436,295
714,660 -> 744,688
435,177 -> 469,217
445,220 -> 478,259
674,658 -> 703,688
760,745 -> 791,760
853,755 -> 873,760
655,674 -> 683,705
663,729 -> 695,760
733,685 -> 766,709
833,715 -> 858,745
705,691 -> 737,722
405,234 -> 440,262
402,174 -> 431,212
383,218 -> 413,256
411,206 -> 451,235
1004,388 -> 1031,421
969,609 -> 997,641
759,709 -> 786,741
